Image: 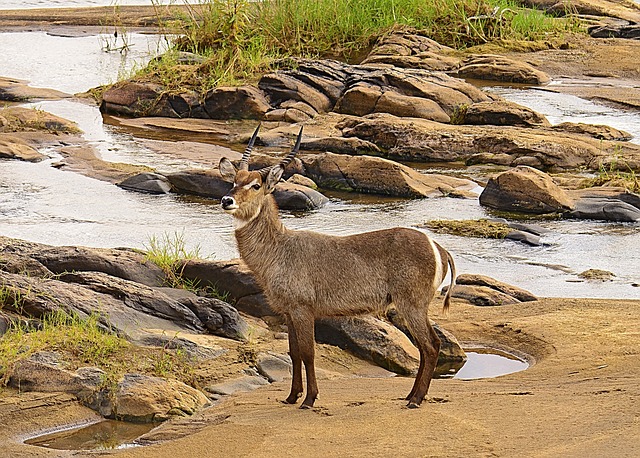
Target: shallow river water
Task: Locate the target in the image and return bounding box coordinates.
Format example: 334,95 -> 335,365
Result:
0,29 -> 638,299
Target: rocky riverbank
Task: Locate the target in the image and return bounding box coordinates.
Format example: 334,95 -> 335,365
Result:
0,2 -> 639,456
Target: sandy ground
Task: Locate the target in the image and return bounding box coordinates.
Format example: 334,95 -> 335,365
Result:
1,6 -> 639,458
2,297 -> 639,457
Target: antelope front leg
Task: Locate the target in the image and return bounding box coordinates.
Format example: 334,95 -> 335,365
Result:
284,315 -> 303,404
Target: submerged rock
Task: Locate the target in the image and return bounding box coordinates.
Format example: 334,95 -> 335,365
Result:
118,172 -> 172,194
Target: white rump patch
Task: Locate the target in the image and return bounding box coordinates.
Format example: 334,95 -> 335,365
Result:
428,237 -> 443,293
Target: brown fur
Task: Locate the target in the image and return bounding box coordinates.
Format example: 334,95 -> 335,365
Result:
219,158 -> 456,408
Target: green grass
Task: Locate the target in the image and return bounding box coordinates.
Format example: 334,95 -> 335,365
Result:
581,157 -> 640,193
144,230 -> 202,290
0,311 -> 197,388
134,0 -> 578,92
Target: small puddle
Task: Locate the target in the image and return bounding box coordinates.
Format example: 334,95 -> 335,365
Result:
24,420 -> 157,451
436,347 -> 529,380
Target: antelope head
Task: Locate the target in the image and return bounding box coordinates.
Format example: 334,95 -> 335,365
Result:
219,125 -> 303,222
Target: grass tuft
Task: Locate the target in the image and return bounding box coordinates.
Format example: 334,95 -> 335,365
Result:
422,219 -> 512,238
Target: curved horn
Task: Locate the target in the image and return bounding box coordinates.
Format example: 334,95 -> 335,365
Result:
280,126 -> 303,169
258,127 -> 304,179
239,124 -> 261,171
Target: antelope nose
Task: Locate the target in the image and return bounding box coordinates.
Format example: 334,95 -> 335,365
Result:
221,196 -> 235,210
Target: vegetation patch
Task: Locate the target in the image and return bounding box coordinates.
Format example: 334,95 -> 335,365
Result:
0,311 -> 198,388
580,161 -> 639,193
129,0 -> 580,93
422,219 -> 512,238
144,230 -> 202,290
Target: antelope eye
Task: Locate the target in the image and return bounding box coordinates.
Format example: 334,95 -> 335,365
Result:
252,183 -> 261,190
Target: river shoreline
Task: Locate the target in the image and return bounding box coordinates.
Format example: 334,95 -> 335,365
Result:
1,5 -> 639,457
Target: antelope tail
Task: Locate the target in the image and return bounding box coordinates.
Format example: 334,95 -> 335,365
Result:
442,251 -> 457,316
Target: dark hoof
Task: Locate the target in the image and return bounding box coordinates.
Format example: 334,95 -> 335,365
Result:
406,401 -> 422,409
299,404 -> 313,410
282,393 -> 301,405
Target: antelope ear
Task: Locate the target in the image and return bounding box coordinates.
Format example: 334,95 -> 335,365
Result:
265,165 -> 284,194
219,157 -> 237,183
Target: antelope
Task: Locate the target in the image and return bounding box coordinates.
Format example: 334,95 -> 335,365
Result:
218,125 -> 456,408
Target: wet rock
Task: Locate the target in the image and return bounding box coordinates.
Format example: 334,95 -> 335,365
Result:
179,258 -> 274,318
302,152 -> 478,198
164,168 -> 327,210
567,196 -> 640,222
109,374 -> 209,422
118,172 -> 172,194
0,134 -> 45,162
480,166 -> 575,214
0,106 -> 80,134
273,181 -> 329,211
459,100 -> 550,127
203,86 -> 271,120
504,230 -> 543,246
552,122 -> 633,141
455,274 -> 538,302
315,316 -> 420,375
455,55 -> 550,84
363,32 -> 460,71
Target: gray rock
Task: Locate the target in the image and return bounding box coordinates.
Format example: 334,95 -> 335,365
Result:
454,274 -> 538,302
505,230 -> 543,246
205,373 -> 270,396
446,284 -> 522,307
256,352 -> 292,382
567,197 -> 640,222
118,172 -> 172,194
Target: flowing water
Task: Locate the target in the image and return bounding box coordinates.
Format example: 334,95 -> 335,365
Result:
0,28 -> 638,299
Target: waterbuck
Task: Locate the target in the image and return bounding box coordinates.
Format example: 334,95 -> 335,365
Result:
218,126 -> 456,408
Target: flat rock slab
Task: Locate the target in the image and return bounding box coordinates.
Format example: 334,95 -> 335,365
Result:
0,76 -> 70,101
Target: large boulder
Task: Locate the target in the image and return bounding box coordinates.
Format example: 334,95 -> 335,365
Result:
302,152 -> 478,198
458,100 -> 550,127
479,166 -> 575,214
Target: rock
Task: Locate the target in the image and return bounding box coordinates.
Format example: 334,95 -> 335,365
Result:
315,316 -> 420,375
157,287 -> 249,341
577,269 -> 616,281
446,285 -> 522,307
272,181 -> 329,210
302,152 -> 478,198
552,122 -> 633,141
205,373 -> 269,396
203,86 -> 271,120
0,134 -> 45,162
567,196 -> 640,222
118,172 -> 173,194
341,113 -> 640,170
479,166 -> 575,214
459,100 -> 550,127
0,76 -> 69,101
164,168 -> 326,210
589,24 -> 640,39
301,136 -> 381,155
363,32 -> 460,71
287,173 -> 317,189
504,230 -> 543,246
0,107 -> 80,134
376,90 -> 452,122
456,55 -> 550,85
256,352 -> 292,382
455,274 -> 538,302
100,81 -> 166,117
110,374 -> 209,422
24,243 -> 166,286
259,72 -> 333,113
179,258 -> 274,318
136,333 -> 226,360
